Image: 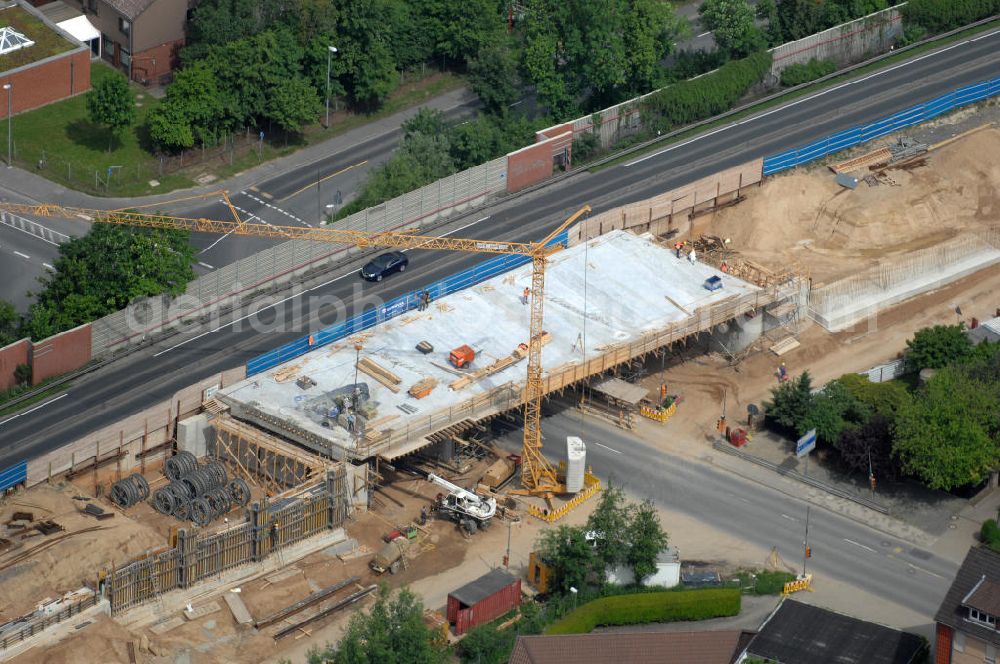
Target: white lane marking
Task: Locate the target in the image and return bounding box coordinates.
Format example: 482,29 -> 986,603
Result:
625,28 -> 1000,168
43,263 -> 54,271
200,229 -> 236,253
198,261 -> 215,270
594,442 -> 622,454
696,31 -> 711,38
739,497 -> 750,503
843,538 -> 877,554
154,214 -> 495,357
13,251 -> 30,259
152,269 -> 360,357
0,393 -> 69,426
245,193 -> 306,225
780,513 -> 797,521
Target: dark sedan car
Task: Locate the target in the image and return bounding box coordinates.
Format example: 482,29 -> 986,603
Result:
360,251 -> 408,281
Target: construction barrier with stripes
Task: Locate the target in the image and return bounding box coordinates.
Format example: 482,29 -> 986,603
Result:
526,472 -> 602,523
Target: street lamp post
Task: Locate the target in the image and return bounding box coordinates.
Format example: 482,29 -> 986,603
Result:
3,83 -> 11,169
325,46 -> 339,129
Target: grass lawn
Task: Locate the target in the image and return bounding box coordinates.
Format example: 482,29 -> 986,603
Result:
0,63 -> 464,198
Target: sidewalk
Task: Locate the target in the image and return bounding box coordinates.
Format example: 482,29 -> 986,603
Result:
0,87 -> 478,212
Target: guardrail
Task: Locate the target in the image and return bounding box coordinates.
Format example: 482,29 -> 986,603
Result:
246,231 -> 570,376
712,440 -> 888,514
763,75 -> 1000,174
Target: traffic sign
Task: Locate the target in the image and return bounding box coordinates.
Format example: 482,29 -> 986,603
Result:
796,429 -> 816,458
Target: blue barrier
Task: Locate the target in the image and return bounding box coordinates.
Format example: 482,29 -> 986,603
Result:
763,76 -> 1000,175
0,460 -> 27,492
246,231 -> 569,376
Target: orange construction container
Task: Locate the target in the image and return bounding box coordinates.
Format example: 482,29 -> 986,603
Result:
449,345 -> 476,369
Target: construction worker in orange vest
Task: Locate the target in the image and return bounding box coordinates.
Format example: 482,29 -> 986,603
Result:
522,287 -> 530,305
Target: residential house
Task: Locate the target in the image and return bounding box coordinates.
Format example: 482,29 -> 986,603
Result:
509,630 -> 754,664
934,546 -> 1000,664
57,0 -> 187,83
737,598 -> 926,664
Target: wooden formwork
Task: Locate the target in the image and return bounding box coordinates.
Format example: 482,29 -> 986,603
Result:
106,466 -> 348,615
366,282 -> 800,460
212,414 -> 330,495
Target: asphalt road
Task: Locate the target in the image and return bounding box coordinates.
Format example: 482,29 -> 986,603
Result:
0,29 -> 997,472
512,410 -> 958,621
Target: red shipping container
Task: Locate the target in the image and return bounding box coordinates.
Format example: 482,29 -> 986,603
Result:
446,569 -> 521,635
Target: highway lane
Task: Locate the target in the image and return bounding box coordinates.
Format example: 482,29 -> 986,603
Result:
0,31 -> 998,469
513,410 -> 958,620
0,225 -> 60,312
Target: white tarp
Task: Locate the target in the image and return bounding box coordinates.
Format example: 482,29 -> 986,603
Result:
56,16 -> 99,45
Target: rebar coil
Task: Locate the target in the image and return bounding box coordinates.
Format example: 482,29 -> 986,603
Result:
110,473 -> 150,508
164,451 -> 198,480
227,478 -> 251,507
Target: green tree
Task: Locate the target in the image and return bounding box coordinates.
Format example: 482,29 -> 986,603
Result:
467,38 -> 521,114
330,586 -> 445,664
626,499 -> 669,585
147,62 -> 225,151
337,0 -> 399,108
13,363 -> 31,387
801,379 -> 864,445
182,0 -> 268,62
893,367 -> 999,490
836,373 -> 912,421
764,371 -> 814,434
837,414 -> 901,481
458,621 -> 514,664
699,0 -> 766,58
265,77 -> 321,133
425,0 -> 506,64
0,300 -> 21,346
24,224 -> 195,340
86,73 -> 136,151
586,483 -> 631,572
904,324 -> 972,372
535,525 -> 596,594
903,0 -> 1000,34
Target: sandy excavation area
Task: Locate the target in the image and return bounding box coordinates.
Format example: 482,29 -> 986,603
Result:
699,126 -> 1000,284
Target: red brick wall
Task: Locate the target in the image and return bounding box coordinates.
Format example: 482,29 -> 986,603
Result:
131,39 -> 183,83
31,324 -> 92,385
935,623 -> 952,664
506,141 -> 553,193
0,339 -> 31,391
0,49 -> 91,114
538,122 -> 574,141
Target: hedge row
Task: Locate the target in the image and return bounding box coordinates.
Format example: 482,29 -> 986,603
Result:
780,58 -> 837,87
902,0 -> 1000,34
640,51 -> 772,133
982,519 -> 1000,553
545,589 -> 741,635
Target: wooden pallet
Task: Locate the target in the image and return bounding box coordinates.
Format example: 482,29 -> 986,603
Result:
770,337 -> 801,356
830,148 -> 891,174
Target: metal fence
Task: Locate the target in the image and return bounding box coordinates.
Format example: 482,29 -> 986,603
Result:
0,594 -> 98,652
107,467 -> 347,615
763,76 -> 1000,174
246,230 -> 569,376
859,358 -> 907,383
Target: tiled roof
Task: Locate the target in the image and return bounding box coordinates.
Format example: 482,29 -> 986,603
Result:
101,0 -> 159,20
508,630 -> 748,664
935,546 -> 1000,646
746,599 -> 924,664
966,579 -> 1000,616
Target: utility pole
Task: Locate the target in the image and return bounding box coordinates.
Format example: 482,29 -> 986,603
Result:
802,505 -> 811,577
504,519 -> 512,568
325,45 -> 339,129
868,450 -> 876,499
3,83 -> 11,168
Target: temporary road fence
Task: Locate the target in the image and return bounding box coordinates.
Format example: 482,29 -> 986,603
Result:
763,75 -> 1000,174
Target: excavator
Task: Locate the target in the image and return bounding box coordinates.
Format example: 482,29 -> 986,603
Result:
427,473 -> 497,535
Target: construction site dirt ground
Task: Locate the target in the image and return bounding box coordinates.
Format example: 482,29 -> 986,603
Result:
698,124 -> 1000,285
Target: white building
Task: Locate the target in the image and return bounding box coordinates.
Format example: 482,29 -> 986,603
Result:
606,547 -> 681,588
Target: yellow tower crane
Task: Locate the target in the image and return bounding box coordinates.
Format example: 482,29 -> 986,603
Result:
1,197 -> 591,498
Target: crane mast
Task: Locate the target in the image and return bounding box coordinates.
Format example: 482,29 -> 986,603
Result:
2,196 -> 591,498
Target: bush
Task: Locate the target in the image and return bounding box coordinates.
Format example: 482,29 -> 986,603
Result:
903,0 -> 1000,34
641,51 -> 772,134
904,324 -> 972,372
982,519 -> 1000,553
780,58 -> 836,87
545,589 -> 740,635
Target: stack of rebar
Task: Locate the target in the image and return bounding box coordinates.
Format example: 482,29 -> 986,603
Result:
110,473 -> 150,508
153,453 -> 251,527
